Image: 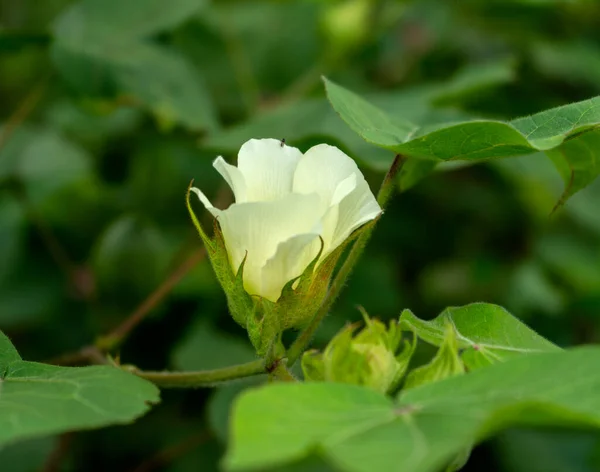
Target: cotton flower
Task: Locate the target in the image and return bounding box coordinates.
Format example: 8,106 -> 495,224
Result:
191,138 -> 381,303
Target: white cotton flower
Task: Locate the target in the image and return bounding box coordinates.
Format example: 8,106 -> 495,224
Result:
192,138 -> 382,303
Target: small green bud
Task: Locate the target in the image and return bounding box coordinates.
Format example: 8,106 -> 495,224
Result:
301,311 -> 415,394
403,322 -> 465,390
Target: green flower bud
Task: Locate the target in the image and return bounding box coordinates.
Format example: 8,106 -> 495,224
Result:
301,312 -> 415,394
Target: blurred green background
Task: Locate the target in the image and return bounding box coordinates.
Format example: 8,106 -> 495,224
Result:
2,0 -> 600,470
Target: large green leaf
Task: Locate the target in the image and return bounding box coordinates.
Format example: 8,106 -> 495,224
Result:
226,347 -> 600,472
53,0 -> 205,44
51,0 -> 216,131
400,303 -> 559,369
0,331 -> 159,446
324,78 -> 600,203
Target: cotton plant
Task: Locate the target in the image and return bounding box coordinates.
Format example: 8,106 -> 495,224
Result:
2,68 -> 595,472
6,78 -> 600,472
187,138 -> 384,356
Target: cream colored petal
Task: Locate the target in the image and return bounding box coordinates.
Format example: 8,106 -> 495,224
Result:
294,144 -> 380,251
190,187 -> 222,218
293,144 -> 359,206
332,173 -> 357,205
236,138 -> 303,202
213,156 -> 247,203
216,193 -> 323,299
331,180 -> 382,249
260,233 -> 322,302
318,173 -> 357,253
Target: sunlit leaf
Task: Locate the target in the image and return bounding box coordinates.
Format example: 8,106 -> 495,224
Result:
399,303 -> 559,369
324,78 -> 600,204
227,347 -> 600,472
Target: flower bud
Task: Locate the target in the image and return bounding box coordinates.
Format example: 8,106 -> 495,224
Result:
188,139 -> 381,354
301,313 -> 415,394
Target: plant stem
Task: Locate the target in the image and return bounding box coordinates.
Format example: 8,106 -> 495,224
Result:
269,362 -> 297,382
0,73 -> 51,153
95,248 -> 206,351
47,345 -> 107,366
131,359 -> 266,388
286,154 -> 407,366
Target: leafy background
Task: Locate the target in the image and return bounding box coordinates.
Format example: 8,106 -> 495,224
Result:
1,0 -> 600,470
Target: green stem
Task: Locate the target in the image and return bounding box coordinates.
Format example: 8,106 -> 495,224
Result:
286,154 -> 407,366
132,359 -> 266,388
269,362 -> 297,382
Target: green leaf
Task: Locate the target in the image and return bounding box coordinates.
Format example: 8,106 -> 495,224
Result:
545,130 -> 600,209
226,347 -> 600,472
173,319 -> 256,371
0,125 -> 92,205
399,303 -> 559,369
536,232 -> 600,294
429,58 -> 516,105
323,78 -> 600,203
0,331 -> 159,446
207,379 -> 263,443
92,215 -> 172,298
53,0 -> 205,44
0,437 -> 57,472
51,0 -> 216,131
403,322 -> 465,390
533,41 -> 600,92
0,331 -> 21,372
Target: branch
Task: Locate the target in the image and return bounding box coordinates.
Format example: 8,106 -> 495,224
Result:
96,248 -> 206,351
131,359 -> 267,388
0,73 -> 50,152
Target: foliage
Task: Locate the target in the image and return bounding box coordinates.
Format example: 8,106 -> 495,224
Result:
2,0 -> 600,471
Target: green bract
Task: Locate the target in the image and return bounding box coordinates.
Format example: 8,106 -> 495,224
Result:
301,312 -> 415,393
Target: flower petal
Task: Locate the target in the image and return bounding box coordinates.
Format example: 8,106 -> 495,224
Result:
237,138 -> 303,202
213,156 -> 247,203
293,144 -> 359,206
332,180 -> 382,249
260,233 -> 322,302
190,187 -> 222,218
293,144 -> 381,250
216,193 -> 323,299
